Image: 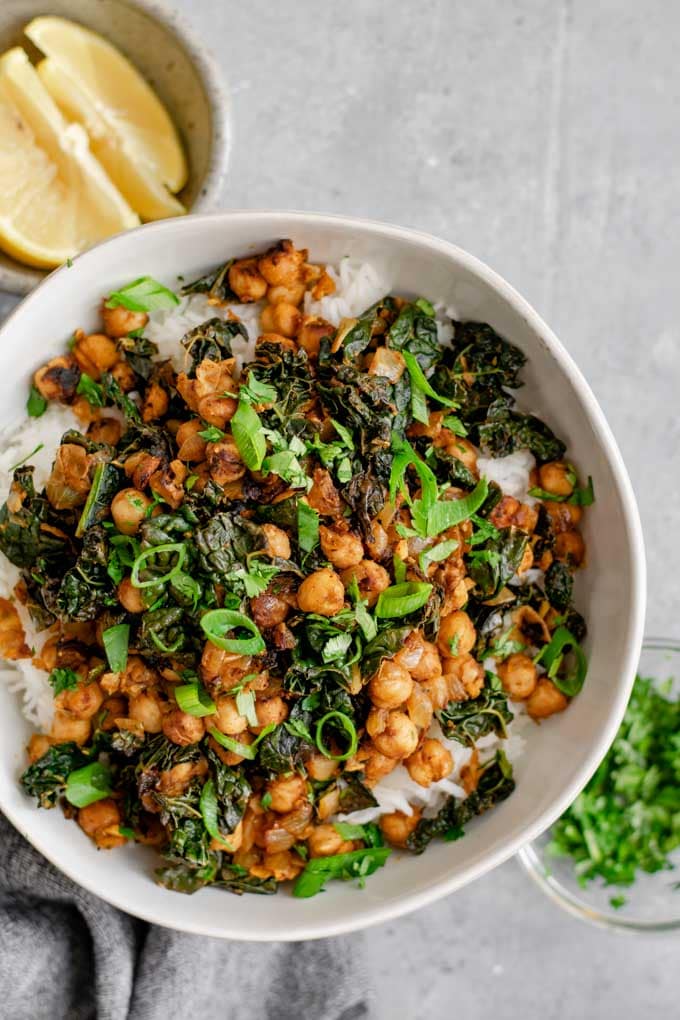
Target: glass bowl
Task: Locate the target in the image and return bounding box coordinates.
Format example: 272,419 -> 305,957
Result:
518,638 -> 680,933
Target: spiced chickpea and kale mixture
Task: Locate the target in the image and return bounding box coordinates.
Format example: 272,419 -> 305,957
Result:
0,241 -> 594,897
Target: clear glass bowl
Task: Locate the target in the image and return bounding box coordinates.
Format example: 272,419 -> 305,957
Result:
518,638 -> 680,933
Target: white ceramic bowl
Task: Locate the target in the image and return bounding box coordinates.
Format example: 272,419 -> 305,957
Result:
0,211 -> 646,941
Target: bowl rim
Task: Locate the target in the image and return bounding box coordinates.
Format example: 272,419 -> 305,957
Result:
0,0 -> 232,296
0,210 -> 647,939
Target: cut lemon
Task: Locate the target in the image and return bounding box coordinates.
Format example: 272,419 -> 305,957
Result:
26,16 -> 188,196
37,57 -> 185,221
0,48 -> 139,268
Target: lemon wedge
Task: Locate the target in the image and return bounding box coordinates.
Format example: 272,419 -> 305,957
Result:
0,48 -> 139,268
37,58 -> 185,221
26,16 -> 188,197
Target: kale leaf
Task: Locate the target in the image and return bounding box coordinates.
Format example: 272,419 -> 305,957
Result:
386,300 -> 440,370
181,318 -> 246,375
117,335 -> 159,382
477,401 -> 566,463
0,466 -> 74,571
544,560 -> 573,612
437,673 -> 513,745
21,742 -> 89,808
180,259 -> 237,302
468,526 -> 529,599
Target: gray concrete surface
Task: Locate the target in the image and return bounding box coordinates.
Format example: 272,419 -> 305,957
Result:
2,0 -> 678,1016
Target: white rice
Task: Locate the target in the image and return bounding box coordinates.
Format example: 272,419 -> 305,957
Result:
0,254 -> 538,816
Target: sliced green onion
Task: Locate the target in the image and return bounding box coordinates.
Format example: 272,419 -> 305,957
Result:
27,385 -> 47,418
315,711 -> 359,761
65,761 -> 113,807
415,297 -> 435,316
535,626 -> 588,697
388,439 -> 438,509
200,609 -> 265,655
231,397 -> 266,471
102,623 -> 129,673
442,415 -> 468,437
199,778 -> 238,848
207,722 -> 276,761
236,688 -> 259,727
297,500 -> 320,553
175,682 -> 216,717
418,537 -> 459,574
131,542 -> 187,588
347,576 -> 377,641
374,581 -> 432,619
392,553 -> 407,583
9,443 -> 44,472
421,477 -> 489,537
402,350 -> 458,410
105,276 -> 179,312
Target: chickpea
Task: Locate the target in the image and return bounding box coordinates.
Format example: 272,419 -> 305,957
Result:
87,417 -> 122,446
197,392 -> 239,429
543,500 -> 582,533
260,301 -> 302,338
176,419 -> 207,462
27,733 -> 51,764
33,355 -> 80,402
539,461 -> 574,497
62,681 -> 105,719
158,760 -> 208,796
497,653 -> 538,700
405,738 -> 453,788
319,524 -> 364,570
305,753 -> 339,782
310,268 -> 335,299
117,577 -> 146,614
228,258 -> 268,303
125,451 -> 161,488
162,708 -> 205,746
317,786 -> 340,820
51,709 -> 91,744
78,798 -> 124,849
109,359 -> 137,392
369,709 -> 419,760
214,696 -> 248,735
149,459 -> 188,510
120,655 -> 160,695
297,567 -> 345,616
555,530 -> 585,566
405,683 -> 434,730
258,240 -> 306,288
262,523 -> 291,560
340,560 -> 390,608
250,590 -> 290,630
102,304 -> 148,338
307,468 -> 343,516
200,644 -> 253,690
142,381 -> 169,422
364,520 -> 389,561
207,439 -> 245,485
438,611 -> 476,658
307,824 -> 354,859
442,654 -> 485,701
296,316 -> 333,358
527,678 -> 568,720
100,696 -> 128,730
368,660 -> 414,709
379,808 -> 422,847
254,695 -> 288,730
363,747 -> 399,786
410,640 -> 443,681
74,333 -> 119,380
129,691 -> 164,733
267,773 -> 307,814
252,850 -> 304,882
111,488 -> 153,536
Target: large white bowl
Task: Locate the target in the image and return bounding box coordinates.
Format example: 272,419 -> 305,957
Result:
0,211 -> 645,941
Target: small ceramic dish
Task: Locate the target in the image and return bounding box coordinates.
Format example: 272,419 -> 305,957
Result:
519,638 -> 680,933
0,0 -> 231,295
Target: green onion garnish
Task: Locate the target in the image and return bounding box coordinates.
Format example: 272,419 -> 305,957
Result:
131,542 -> 187,588
200,609 -> 265,655
207,722 -> 276,761
175,682 -> 216,717
402,350 -> 458,421
292,846 -> 391,898
236,688 -> 259,727
231,397 -> 266,471
535,626 -> 587,696
315,711 -> 359,761
65,761 -> 113,808
105,276 -> 180,313
414,477 -> 489,537
374,581 -> 432,619
297,500 -> 320,553
199,778 -> 237,848
102,623 -> 130,673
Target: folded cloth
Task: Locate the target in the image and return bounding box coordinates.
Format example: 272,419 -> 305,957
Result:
0,812 -> 369,1020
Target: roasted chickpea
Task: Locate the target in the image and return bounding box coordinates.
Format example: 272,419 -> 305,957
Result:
78,798 -> 124,849
368,659 -> 414,709
527,678 -> 568,720
149,459 -> 187,510
555,530 -> 585,566
307,468 -> 343,516
379,808 -> 422,847
254,695 -> 288,730
364,520 -> 389,561
250,590 -> 290,630
258,241 -> 306,288
267,774 -> 307,814
405,683 -> 434,730
73,333 -> 119,380
176,419 -> 207,462
207,439 -> 245,485
296,315 -> 334,358
319,524 -> 364,570
27,733 -> 51,764
362,747 -> 399,786
201,644 -> 253,692
142,381 -> 169,422
497,653 -> 538,700
297,567 -> 345,616
368,709 -> 419,759
543,500 -> 582,532
214,696 -> 247,735
405,738 -> 453,788
111,488 -> 153,535
305,753 -> 339,782
228,258 -> 268,303
129,691 -> 164,733
307,824 -> 354,858
117,577 -> 146,614
33,355 -> 80,402
62,682 -> 105,719
437,611 -> 476,658
109,359 -> 137,392
260,301 -> 302,338
539,461 -> 574,497
102,304 -> 148,338
87,416 -> 122,446
262,524 -> 292,560
436,434 -> 477,473
50,709 -> 91,744
162,709 -> 205,746
46,444 -> 91,510
340,560 -> 390,607
442,653 -> 485,701
120,655 -> 160,695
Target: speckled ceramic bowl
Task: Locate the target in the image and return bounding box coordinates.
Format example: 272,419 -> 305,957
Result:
0,0 -> 231,294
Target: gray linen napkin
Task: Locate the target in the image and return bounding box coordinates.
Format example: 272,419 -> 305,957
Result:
0,812 -> 369,1020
